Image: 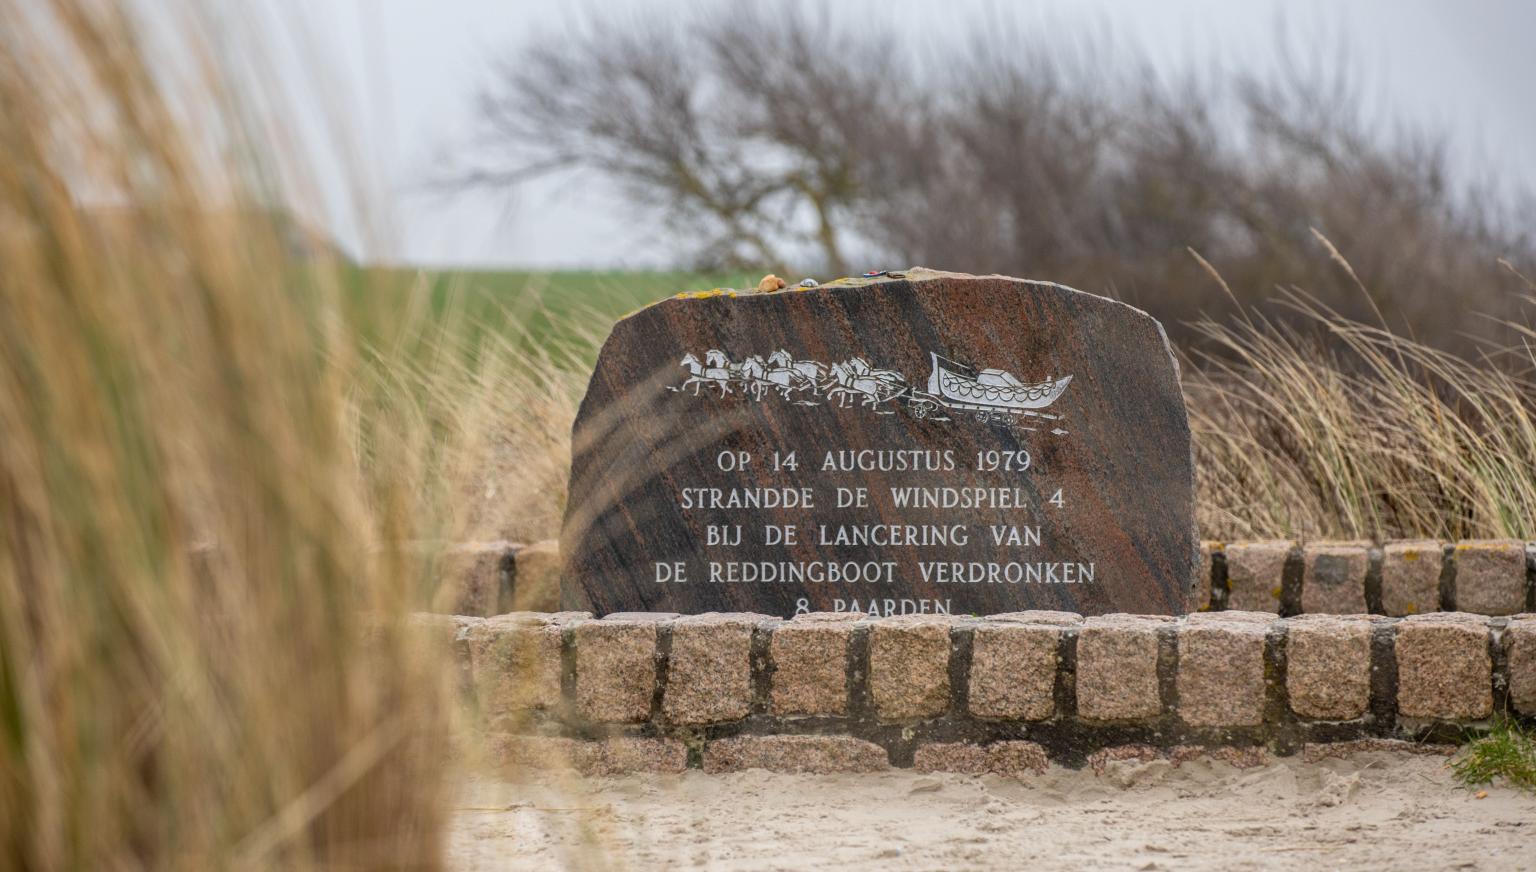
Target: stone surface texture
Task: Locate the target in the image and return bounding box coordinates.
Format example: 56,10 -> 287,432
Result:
573,738 -> 689,776
869,616 -> 953,720
562,269 -> 1196,618
1381,540 -> 1444,617
466,615 -> 564,718
1285,615 -> 1373,720
913,741 -> 1049,775
1505,615 -> 1536,716
435,541 -> 513,617
511,539 -> 562,611
574,619 -> 657,723
1394,613 -> 1492,720
702,736 -> 889,773
489,735 -> 577,772
1453,540 -> 1527,616
1195,541 -> 1218,611
987,610 -> 1084,626
769,618 -> 853,716
1224,541 -> 1292,613
662,613 -> 765,724
1076,615 -> 1170,720
1301,542 -> 1370,615
968,620 -> 1063,720
472,609 -> 1511,774
1176,613 -> 1270,727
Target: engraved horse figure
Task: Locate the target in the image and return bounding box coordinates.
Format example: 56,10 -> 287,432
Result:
759,349 -> 822,401
680,350 -> 734,396
735,354 -> 773,401
823,357 -> 907,409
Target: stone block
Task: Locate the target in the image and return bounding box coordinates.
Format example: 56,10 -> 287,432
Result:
1167,745 -> 1271,769
490,735 -> 688,775
913,741 -> 1049,775
1300,739 -> 1456,763
1185,610 -> 1272,625
769,620 -> 852,716
574,619 -> 658,723
791,611 -> 867,623
1076,615 -> 1170,721
1194,541 -> 1220,611
986,610 -> 1083,626
662,613 -> 764,725
968,621 -> 1062,720
1454,540 -> 1527,616
702,735 -> 888,773
489,735 -> 577,772
510,539 -> 562,611
466,616 -> 564,719
573,738 -> 688,776
868,615 -> 953,720
1505,615 -> 1536,716
1301,542 -> 1369,615
1381,540 -> 1444,617
1085,745 -> 1162,775
1285,615 -> 1373,720
433,541 -> 513,616
1176,613 -> 1269,727
1394,613 -> 1492,720
1224,541 -> 1292,613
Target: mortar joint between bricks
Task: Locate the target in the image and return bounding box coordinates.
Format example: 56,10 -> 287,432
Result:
1156,623 -> 1179,717
495,548 -> 517,617
1211,548 -> 1230,611
1525,542 -> 1536,613
1280,545 -> 1304,616
846,624 -> 875,727
1364,545 -> 1385,615
1439,542 -> 1458,612
1368,619 -> 1400,736
1263,621 -> 1301,754
948,623 -> 975,717
558,624 -> 579,728
1053,627 -> 1078,720
1490,621 -> 1511,715
649,622 -> 673,727
749,623 -> 774,716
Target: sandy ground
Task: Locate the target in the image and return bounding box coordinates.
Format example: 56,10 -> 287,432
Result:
448,751 -> 1536,871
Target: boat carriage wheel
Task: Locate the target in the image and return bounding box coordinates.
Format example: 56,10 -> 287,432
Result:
906,395 -> 939,419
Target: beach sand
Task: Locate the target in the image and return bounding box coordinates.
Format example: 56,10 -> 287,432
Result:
449,749 -> 1535,870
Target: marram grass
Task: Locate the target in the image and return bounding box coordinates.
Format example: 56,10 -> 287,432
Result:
0,2 -> 469,868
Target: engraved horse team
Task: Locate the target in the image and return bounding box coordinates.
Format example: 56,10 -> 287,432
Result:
677,348 -> 1072,429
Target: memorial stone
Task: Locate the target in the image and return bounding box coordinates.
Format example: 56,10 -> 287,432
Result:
560,269 -> 1195,617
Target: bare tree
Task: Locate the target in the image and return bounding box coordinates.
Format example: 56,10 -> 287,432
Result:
456,4 -> 898,275
458,2 -> 1536,351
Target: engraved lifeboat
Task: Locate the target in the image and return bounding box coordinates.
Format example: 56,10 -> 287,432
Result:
925,353 -> 1071,411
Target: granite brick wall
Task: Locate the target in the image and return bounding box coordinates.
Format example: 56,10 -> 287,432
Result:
434,608 -> 1532,776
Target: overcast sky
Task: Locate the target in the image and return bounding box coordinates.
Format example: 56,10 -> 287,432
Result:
273,0 -> 1536,269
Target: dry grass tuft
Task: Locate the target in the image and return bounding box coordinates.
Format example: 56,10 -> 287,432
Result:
1187,282 -> 1536,542
0,2 -> 474,868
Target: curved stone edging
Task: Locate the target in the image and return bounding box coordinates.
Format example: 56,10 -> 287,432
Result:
1205,539 -> 1535,616
420,609 -> 1536,775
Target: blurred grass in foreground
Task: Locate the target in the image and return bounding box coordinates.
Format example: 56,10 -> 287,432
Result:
0,2 -> 494,868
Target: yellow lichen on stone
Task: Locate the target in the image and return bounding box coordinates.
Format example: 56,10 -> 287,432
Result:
673,288 -> 738,300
